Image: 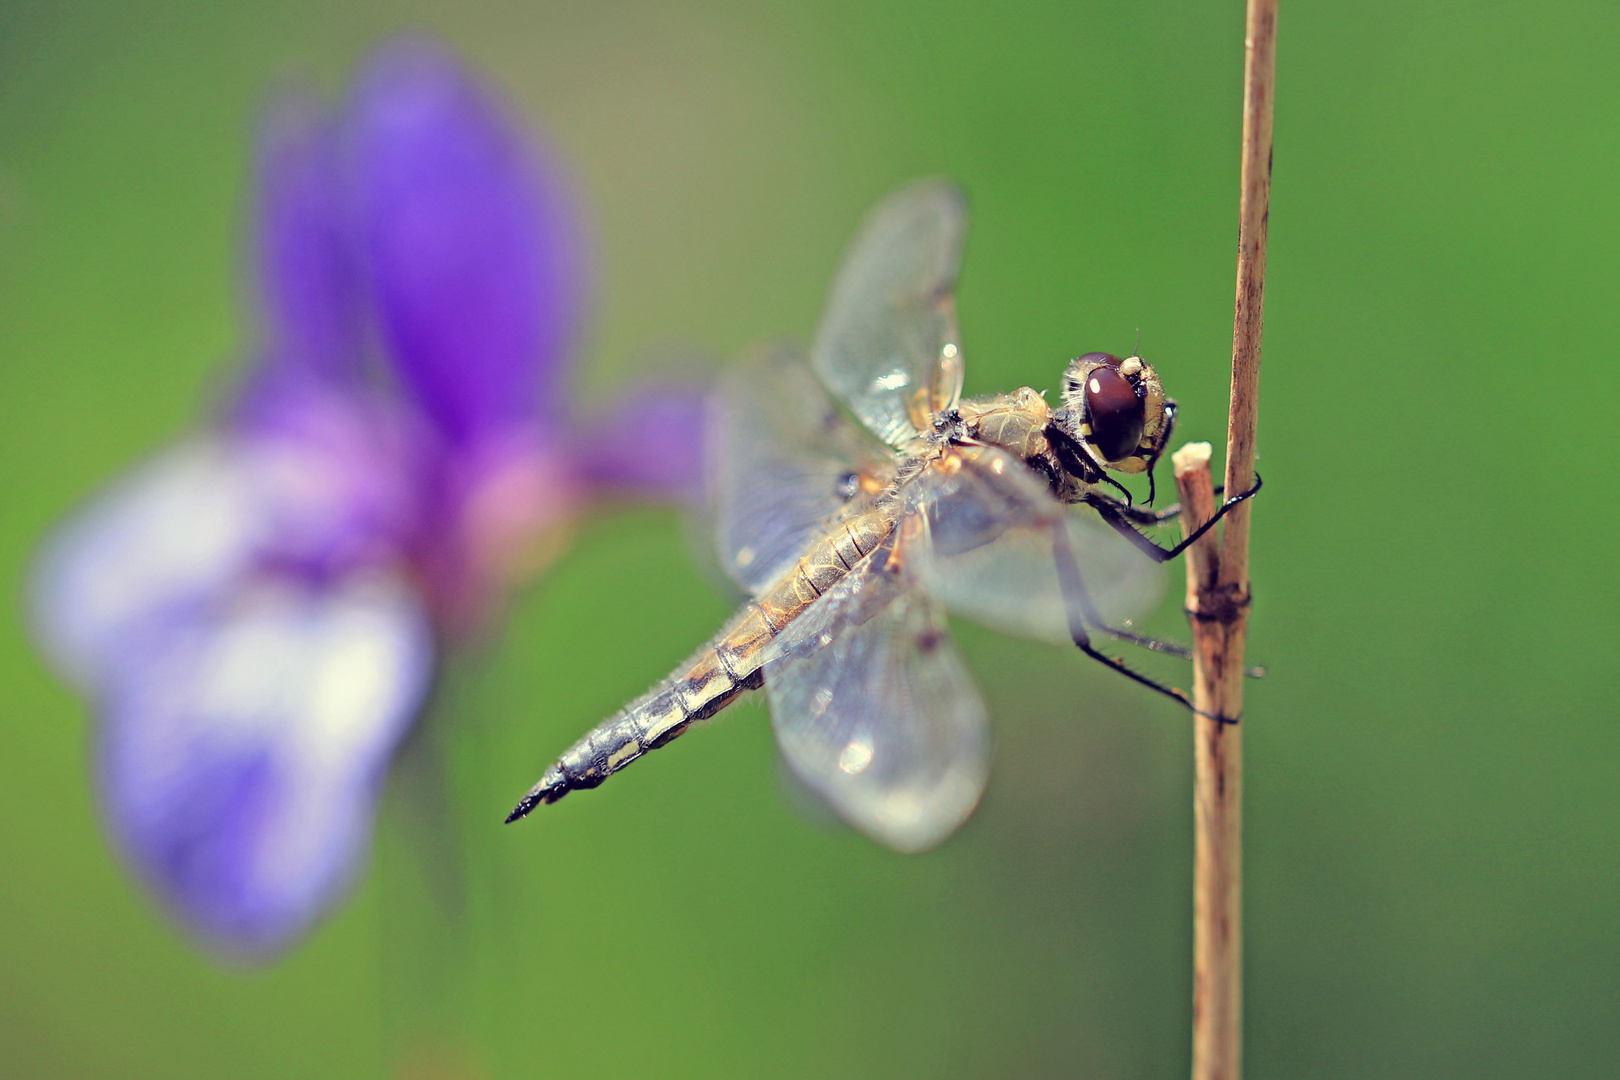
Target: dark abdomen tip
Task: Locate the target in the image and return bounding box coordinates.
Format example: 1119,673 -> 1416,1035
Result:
503,793 -> 542,824
502,765 -> 571,823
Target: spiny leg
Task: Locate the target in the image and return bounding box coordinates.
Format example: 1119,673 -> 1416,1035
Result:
1052,507 -> 1263,677
1103,626 -> 1198,661
1086,473 -> 1263,564
1081,602 -> 1264,679
1050,522 -> 1233,723
1094,620 -> 1265,680
1112,502 -> 1186,526
1108,483 -> 1236,526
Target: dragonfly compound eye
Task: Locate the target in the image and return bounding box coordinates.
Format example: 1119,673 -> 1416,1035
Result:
1075,351 -> 1123,369
1082,365 -> 1146,462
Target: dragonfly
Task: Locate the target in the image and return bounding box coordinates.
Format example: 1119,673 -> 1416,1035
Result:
506,178 -> 1258,851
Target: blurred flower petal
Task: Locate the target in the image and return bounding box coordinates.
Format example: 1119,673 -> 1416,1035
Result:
256,95 -> 361,380
32,401 -> 419,690
354,41 -> 585,443
30,39 -> 709,963
571,384 -> 708,503
232,377 -> 422,576
32,439 -> 268,689
98,572 -> 433,957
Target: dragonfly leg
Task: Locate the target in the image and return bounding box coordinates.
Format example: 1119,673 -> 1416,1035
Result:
1088,621 -> 1263,679
1100,626 -> 1197,660
1102,483 -> 1237,526
1085,473 -> 1262,564
1050,522 -> 1236,723
1099,498 -> 1186,526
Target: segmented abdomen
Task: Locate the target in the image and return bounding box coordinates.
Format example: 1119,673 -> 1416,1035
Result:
505,509 -> 895,821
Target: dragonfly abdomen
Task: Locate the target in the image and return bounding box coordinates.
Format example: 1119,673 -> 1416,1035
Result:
505,510 -> 895,823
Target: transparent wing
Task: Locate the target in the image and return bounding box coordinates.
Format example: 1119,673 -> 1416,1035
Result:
763,531 -> 989,852
812,179 -> 967,448
709,342 -> 896,594
909,446 -> 1164,644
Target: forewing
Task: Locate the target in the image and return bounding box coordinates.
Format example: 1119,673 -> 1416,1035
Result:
709,343 -> 895,594
812,179 -> 967,447
911,446 -> 1164,644
763,534 -> 989,852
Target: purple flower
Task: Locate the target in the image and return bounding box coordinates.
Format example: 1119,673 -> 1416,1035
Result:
30,42 -> 704,959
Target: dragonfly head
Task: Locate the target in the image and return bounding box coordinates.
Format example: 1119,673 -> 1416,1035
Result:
1058,352 -> 1173,477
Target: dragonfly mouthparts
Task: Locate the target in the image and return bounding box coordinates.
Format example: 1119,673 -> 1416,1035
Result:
503,765 -> 570,823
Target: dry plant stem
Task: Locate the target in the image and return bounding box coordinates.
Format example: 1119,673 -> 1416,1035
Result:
1183,0 -> 1277,1077
1221,0 -> 1276,591
1176,446 -> 1244,1080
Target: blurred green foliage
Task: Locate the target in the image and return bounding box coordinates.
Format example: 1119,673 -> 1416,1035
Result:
2,1 -> 1617,1077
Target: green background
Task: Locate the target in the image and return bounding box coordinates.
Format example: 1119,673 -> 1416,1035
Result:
3,1 -> 1616,1076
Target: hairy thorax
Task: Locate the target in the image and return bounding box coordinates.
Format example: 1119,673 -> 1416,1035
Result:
953,387 -> 1089,502
956,386 -> 1052,458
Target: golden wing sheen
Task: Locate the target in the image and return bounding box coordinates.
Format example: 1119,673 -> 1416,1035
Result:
811,178 -> 967,448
